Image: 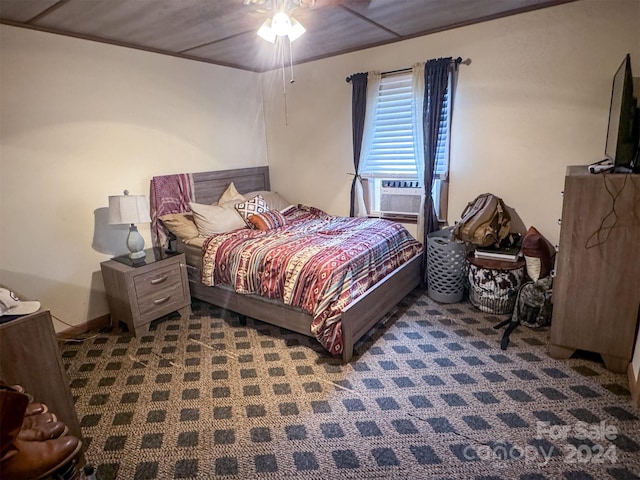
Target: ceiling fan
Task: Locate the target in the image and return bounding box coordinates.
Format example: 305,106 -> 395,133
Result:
243,0 -> 318,43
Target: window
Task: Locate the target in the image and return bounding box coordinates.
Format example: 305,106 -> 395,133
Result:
359,71 -> 451,221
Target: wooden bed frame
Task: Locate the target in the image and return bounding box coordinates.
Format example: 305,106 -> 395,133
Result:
179,166 -> 423,362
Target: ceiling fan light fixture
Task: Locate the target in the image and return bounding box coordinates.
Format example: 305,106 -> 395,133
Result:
287,17 -> 305,42
257,9 -> 305,43
257,18 -> 276,43
271,11 -> 292,37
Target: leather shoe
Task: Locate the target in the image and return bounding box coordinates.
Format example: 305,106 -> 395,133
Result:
0,435 -> 82,479
18,421 -> 68,441
24,402 -> 48,417
22,412 -> 57,431
0,389 -> 28,457
0,384 -> 33,403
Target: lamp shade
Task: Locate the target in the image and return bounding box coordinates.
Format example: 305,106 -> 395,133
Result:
108,192 -> 151,225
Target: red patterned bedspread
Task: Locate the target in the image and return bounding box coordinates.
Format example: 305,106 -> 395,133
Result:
201,205 -> 423,356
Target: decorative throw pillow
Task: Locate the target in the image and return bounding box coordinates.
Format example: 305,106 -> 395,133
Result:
159,212 -> 199,241
247,210 -> 288,231
189,201 -> 246,236
235,195 -> 269,227
218,182 -> 246,205
522,226 -> 553,281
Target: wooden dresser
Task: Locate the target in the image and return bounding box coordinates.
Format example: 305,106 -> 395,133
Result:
548,166 -> 640,372
0,309 -> 82,439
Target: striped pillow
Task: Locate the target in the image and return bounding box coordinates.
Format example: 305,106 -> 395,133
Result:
247,210 -> 288,231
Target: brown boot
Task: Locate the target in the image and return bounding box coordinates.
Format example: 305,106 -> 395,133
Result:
24,402 -> 48,417
0,435 -> 82,479
6,385 -> 34,403
6,384 -> 25,393
0,389 -> 28,458
18,421 -> 68,441
22,411 -> 57,431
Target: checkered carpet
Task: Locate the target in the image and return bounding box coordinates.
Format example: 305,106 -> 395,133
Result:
59,289 -> 640,479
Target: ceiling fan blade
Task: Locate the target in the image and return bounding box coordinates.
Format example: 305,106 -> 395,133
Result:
243,0 -> 266,4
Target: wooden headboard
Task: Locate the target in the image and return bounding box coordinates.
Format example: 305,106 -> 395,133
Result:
192,166 -> 270,205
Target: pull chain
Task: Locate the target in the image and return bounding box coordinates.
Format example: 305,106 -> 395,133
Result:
289,38 -> 295,84
280,38 -> 289,126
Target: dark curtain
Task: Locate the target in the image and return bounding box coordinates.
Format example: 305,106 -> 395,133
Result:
348,73 -> 368,216
421,57 -> 452,281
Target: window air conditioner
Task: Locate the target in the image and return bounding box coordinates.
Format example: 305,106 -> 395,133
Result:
380,180 -> 422,215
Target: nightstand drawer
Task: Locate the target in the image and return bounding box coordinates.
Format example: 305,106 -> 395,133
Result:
134,263 -> 183,300
134,264 -> 187,319
137,281 -> 186,319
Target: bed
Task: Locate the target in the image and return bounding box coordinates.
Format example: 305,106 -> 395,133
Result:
150,166 -> 423,362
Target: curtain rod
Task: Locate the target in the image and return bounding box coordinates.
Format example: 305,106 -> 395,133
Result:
346,57 -> 469,83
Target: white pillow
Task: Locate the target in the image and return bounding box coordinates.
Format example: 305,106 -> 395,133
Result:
189,201 -> 246,236
218,182 -> 246,205
244,191 -> 291,211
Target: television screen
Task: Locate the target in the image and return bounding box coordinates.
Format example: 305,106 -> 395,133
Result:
604,54 -> 638,171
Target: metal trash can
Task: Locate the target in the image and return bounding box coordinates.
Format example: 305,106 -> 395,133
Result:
426,228 -> 466,303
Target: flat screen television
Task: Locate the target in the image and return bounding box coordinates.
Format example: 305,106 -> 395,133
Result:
604,54 -> 639,172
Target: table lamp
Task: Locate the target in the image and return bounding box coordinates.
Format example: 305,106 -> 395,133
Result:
108,190 -> 152,260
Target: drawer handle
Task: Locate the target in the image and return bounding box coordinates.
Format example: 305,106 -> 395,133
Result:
150,275 -> 168,285
153,295 -> 171,305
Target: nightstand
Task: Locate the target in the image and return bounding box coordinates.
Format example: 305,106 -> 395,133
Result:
101,248 -> 191,336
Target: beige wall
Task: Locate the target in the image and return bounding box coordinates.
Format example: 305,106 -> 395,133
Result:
0,26 -> 268,330
262,0 -> 640,246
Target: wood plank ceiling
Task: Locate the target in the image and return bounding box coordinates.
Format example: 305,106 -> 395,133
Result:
0,0 -> 576,72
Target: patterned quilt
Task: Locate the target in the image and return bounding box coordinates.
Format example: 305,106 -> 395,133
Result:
200,205 -> 423,356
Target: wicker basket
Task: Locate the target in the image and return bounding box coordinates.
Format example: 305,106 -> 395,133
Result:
426,228 -> 467,303
467,259 -> 526,314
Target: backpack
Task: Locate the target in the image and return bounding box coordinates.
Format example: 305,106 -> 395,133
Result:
494,276 -> 553,350
452,193 -> 511,247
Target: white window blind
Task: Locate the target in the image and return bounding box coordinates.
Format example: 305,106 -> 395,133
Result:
360,74 -> 417,178
360,72 -> 450,181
